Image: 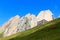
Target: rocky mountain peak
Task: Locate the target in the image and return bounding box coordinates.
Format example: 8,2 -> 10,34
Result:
1,10 -> 54,37
37,10 -> 54,21
25,13 -> 31,17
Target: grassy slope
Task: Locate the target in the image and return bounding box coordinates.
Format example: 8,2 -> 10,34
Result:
0,18 -> 60,40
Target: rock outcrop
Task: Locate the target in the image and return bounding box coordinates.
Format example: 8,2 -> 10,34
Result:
2,10 -> 54,37
2,15 -> 21,37
37,10 -> 54,21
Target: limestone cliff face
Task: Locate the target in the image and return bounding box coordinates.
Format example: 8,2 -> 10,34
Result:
25,13 -> 37,28
37,10 -> 54,21
2,10 -> 54,37
2,14 -> 37,37
2,15 -> 21,37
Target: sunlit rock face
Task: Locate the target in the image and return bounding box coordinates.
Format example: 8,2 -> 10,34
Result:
25,13 -> 37,28
2,14 -> 37,37
2,10 -> 54,37
37,10 -> 54,21
31,14 -> 37,28
2,15 -> 21,37
19,16 -> 31,32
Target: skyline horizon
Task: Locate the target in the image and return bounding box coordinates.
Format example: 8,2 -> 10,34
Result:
0,9 -> 57,26
0,0 -> 60,26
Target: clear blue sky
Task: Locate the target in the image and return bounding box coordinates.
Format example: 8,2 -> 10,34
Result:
0,0 -> 60,26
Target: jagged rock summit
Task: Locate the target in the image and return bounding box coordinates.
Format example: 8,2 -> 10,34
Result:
1,10 -> 54,37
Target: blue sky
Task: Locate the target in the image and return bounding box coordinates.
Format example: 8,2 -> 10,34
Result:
0,0 -> 60,26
